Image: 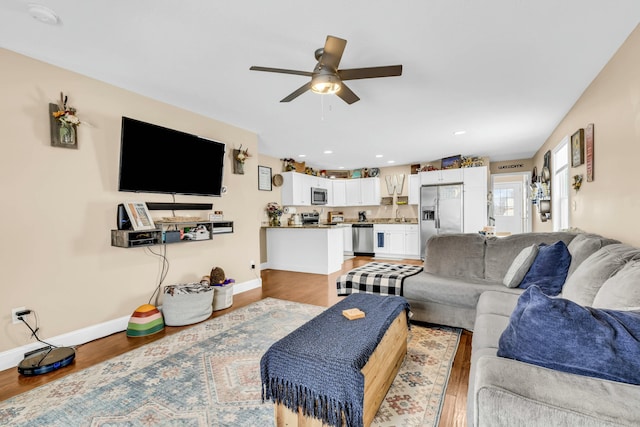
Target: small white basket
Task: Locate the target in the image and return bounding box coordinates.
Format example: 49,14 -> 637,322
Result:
213,285 -> 233,311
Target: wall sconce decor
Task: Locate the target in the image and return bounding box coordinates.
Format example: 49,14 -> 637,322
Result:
49,92 -> 81,149
572,174 -> 583,191
233,145 -> 250,174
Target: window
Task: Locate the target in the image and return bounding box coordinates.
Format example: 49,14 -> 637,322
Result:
494,188 -> 515,216
552,136 -> 570,231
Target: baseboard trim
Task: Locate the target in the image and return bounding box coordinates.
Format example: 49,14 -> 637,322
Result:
0,279 -> 262,372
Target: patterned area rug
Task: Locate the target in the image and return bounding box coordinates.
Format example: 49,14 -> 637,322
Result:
0,298 -> 461,427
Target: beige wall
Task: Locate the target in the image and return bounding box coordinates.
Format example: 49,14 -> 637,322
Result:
1,49 -> 261,352
531,24 -> 640,246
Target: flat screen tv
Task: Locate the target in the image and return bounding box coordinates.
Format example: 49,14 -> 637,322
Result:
118,117 -> 226,197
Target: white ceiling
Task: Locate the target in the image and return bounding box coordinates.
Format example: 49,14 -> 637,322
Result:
2,1 -> 639,170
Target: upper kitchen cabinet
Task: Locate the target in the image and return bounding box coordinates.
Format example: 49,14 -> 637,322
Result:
330,179 -> 347,206
420,168 -> 463,185
408,174 -> 421,205
345,178 -> 380,206
281,172 -> 312,206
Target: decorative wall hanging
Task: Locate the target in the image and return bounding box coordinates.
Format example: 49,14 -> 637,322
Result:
233,146 -> 250,174
49,92 -> 81,149
585,123 -> 594,182
258,165 -> 272,191
571,128 -> 584,167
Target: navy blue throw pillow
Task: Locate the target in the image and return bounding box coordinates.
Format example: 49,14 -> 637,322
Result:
498,286 -> 640,385
518,240 -> 571,295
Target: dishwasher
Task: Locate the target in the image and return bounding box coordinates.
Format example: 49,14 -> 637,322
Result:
352,223 -> 374,256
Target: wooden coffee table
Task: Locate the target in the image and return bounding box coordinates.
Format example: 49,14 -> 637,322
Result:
262,294 -> 409,427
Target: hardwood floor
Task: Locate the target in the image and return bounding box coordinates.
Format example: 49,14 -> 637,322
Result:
0,256 -> 471,426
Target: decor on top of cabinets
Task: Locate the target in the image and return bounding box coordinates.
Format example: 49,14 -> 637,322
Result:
585,123 -> 594,182
233,145 -> 251,174
50,92 -> 81,149
441,154 -> 461,169
258,165 -> 272,191
368,168 -> 380,177
571,129 -> 585,167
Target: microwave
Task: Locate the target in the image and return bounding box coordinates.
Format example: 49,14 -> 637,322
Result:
311,187 -> 328,205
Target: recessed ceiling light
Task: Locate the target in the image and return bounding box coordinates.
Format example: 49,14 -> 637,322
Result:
387,160 -> 395,164
453,130 -> 467,136
375,154 -> 383,158
298,154 -> 306,158
27,4 -> 60,25
323,150 -> 333,154
338,166 -> 345,169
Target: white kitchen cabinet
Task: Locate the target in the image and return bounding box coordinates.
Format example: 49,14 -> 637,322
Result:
463,166 -> 489,233
281,172 -> 333,206
374,224 -> 413,258
281,172 -> 306,206
342,224 -> 353,255
408,174 -> 421,205
361,178 -> 381,206
330,180 -> 346,207
420,169 -> 463,185
345,179 -> 362,205
404,224 -> 420,258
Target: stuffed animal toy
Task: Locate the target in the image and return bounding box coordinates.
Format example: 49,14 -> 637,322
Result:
210,267 -> 226,285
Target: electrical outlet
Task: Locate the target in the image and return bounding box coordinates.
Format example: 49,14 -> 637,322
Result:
11,307 -> 26,324
250,260 -> 255,269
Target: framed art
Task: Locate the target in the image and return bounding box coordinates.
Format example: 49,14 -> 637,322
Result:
123,202 -> 155,231
441,155 -> 462,169
585,123 -> 594,181
258,165 -> 272,191
571,129 -> 584,167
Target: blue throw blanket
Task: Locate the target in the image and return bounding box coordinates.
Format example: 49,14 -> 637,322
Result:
261,294 -> 410,427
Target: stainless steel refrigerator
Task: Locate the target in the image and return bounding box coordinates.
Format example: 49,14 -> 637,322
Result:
420,183 -> 464,258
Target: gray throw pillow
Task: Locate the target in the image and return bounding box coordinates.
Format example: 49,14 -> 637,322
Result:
502,244 -> 538,288
593,259 -> 640,310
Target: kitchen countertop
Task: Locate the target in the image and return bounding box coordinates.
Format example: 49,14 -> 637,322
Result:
262,219 -> 418,228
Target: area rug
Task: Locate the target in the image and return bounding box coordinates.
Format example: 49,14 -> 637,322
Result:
0,298 -> 461,427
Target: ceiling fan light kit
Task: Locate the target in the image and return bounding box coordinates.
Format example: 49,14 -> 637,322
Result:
250,35 -> 402,104
310,73 -> 341,94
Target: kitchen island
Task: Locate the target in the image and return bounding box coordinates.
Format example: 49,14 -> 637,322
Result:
265,225 -> 344,274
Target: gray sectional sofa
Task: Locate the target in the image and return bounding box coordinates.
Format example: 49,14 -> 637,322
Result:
403,231 -> 640,427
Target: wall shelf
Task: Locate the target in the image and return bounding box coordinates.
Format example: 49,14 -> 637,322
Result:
111,220 -> 233,248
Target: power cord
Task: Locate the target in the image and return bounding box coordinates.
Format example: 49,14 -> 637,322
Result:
18,310 -> 57,349
145,243 -> 170,306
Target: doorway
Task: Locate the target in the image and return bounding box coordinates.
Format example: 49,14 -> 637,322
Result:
491,172 -> 531,235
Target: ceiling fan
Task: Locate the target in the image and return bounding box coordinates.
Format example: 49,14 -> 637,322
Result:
250,35 -> 402,105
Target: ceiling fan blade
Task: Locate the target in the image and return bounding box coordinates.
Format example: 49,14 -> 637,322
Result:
250,66 -> 313,77
336,83 -> 360,105
280,81 -> 312,102
320,35 -> 347,70
338,65 -> 403,81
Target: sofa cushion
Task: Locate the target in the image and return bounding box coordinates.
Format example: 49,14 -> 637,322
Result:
518,241 -> 571,296
403,272 -> 508,309
567,233 -> 620,278
498,286 -> 640,385
484,232 -> 576,282
502,244 -> 538,288
593,259 -> 640,310
562,244 -> 640,306
424,233 -> 486,280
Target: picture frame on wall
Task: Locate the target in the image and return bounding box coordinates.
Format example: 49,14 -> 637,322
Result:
586,123 -> 594,181
123,202 -> 155,231
258,165 -> 272,191
571,128 -> 585,167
